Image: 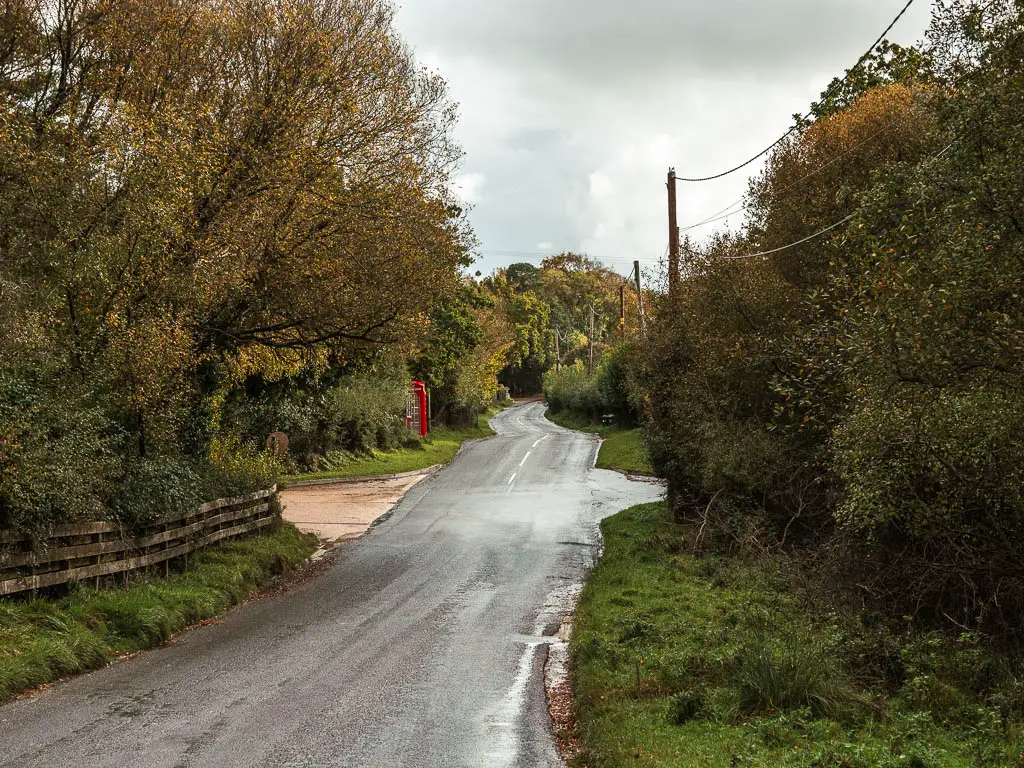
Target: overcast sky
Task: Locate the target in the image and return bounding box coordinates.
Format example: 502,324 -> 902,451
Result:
393,0 -> 935,277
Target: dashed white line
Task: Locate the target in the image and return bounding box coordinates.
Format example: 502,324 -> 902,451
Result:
507,473 -> 517,485
531,435 -> 548,449
519,452 -> 531,467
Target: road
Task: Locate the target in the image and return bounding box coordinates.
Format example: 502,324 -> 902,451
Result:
0,402 -> 663,767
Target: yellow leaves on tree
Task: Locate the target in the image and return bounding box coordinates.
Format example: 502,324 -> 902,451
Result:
0,0 -> 469,452
748,82 -> 941,287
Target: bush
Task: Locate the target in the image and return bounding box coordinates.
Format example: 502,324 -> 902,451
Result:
111,456 -> 202,526
0,372 -> 120,539
542,361 -> 602,419
637,12 -> 1024,642
595,342 -> 641,424
832,388 -> 1024,631
219,362 -> 411,470
0,368 -> 283,538
323,371 -> 409,454
543,346 -> 642,424
202,436 -> 282,500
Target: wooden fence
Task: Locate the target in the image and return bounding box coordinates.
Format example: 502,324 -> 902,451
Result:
0,486 -> 278,597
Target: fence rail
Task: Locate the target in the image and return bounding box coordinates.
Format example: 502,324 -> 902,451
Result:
0,486 -> 277,597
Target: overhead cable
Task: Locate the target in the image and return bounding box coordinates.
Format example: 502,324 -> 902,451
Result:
721,214 -> 858,260
675,0 -> 917,183
680,125 -> 892,233
719,135 -> 958,261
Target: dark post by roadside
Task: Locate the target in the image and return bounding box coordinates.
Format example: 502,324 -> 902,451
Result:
667,168 -> 680,293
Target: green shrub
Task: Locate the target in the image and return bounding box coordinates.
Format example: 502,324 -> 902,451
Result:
834,388 -> 1024,628
543,361 -> 602,418
111,456 -> 202,526
323,370 -> 409,454
0,371 -> 121,539
542,344 -> 643,425
202,436 -> 281,499
219,362 -> 410,470
595,342 -> 641,424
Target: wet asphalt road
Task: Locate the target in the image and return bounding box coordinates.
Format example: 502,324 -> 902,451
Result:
0,403 -> 663,767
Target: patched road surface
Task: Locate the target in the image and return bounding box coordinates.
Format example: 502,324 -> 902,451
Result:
281,472 -> 433,543
0,403 -> 663,767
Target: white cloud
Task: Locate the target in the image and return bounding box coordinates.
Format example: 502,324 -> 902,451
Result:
454,172 -> 486,204
394,0 -> 935,276
588,171 -> 614,200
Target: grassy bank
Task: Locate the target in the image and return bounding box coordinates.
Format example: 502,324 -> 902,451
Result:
0,523 -> 317,702
571,502 -> 1024,767
544,410 -> 654,475
284,405 -> 507,484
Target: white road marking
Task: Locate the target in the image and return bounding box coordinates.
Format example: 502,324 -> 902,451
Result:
507,473 -> 516,485
519,452 -> 531,467
531,435 -> 548,449
482,642 -> 539,766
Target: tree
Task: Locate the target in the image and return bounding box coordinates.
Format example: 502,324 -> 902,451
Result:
539,253 -> 623,344
639,0 -> 1024,637
0,0 -> 467,445
807,41 -> 935,122
645,71 -> 943,539
483,270 -> 552,395
0,0 -> 471,535
411,282 -> 512,424
484,253 -> 630,394
825,1 -> 1024,627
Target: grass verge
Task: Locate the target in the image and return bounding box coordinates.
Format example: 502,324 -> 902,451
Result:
283,405 -> 506,484
0,522 -> 317,703
571,502 -> 1024,767
544,410 -> 654,475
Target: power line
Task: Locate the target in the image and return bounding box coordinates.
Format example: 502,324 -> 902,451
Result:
680,125 -> 892,233
674,0 -> 917,183
721,214 -> 858,260
680,200 -> 745,233
719,135 -> 959,262
677,15 -> 1004,237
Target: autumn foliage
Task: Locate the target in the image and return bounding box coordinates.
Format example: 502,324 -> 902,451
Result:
0,0 -> 470,536
642,0 -> 1024,640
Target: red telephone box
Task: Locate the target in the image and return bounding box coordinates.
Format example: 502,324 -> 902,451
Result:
407,381 -> 428,437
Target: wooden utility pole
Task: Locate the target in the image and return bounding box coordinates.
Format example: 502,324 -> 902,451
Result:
667,168 -> 680,292
633,259 -> 646,336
